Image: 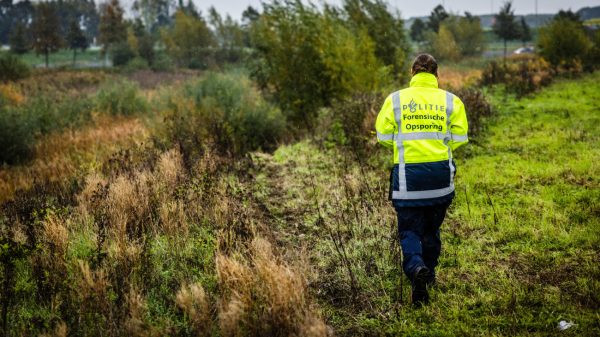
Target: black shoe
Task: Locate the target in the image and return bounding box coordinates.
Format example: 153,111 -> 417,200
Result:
412,266 -> 431,307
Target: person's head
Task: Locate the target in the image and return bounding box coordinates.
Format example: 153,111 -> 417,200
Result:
411,53 -> 438,78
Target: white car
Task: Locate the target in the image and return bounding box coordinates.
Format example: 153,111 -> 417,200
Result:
514,46 -> 535,54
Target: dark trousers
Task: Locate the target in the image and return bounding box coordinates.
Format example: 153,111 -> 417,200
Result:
395,202 -> 450,283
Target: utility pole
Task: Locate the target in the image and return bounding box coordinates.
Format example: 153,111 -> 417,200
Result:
535,0 -> 538,28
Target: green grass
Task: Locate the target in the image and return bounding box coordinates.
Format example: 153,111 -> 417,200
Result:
251,72 -> 600,336
0,49 -> 104,68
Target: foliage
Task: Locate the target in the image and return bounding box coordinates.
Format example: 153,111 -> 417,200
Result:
208,7 -> 246,64
424,14 -> 485,60
161,10 -> 215,69
110,42 -> 136,67
30,2 -> 64,67
67,19 -> 89,65
426,24 -> 460,61
98,0 -> 127,53
0,54 -> 31,83
159,72 -> 285,159
95,80 -> 148,116
446,15 -> 485,56
8,21 -> 30,55
427,4 -> 449,33
132,0 -> 173,33
132,19 -> 156,66
150,52 -> 174,72
454,87 -> 492,137
249,1 -> 392,129
342,0 -> 410,77
0,105 -> 35,164
124,57 -> 150,72
480,57 -> 557,96
410,18 -> 426,43
0,0 -> 34,45
492,1 -> 521,58
518,17 -> 531,45
537,18 -> 592,68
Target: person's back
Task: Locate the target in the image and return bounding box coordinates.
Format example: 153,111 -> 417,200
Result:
375,54 -> 468,306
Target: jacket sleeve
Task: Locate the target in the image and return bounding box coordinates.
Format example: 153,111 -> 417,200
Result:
448,95 -> 469,151
375,95 -> 397,148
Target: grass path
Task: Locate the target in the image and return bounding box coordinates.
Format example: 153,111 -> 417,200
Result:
249,73 -> 600,336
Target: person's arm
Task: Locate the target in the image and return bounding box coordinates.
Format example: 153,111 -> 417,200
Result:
448,96 -> 469,151
375,95 -> 397,148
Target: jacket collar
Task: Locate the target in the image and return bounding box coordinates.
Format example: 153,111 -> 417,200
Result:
410,72 -> 439,88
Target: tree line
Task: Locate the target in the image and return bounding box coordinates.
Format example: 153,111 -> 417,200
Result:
1,0 -> 250,68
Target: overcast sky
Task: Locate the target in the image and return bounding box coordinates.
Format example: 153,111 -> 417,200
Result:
178,0 -> 599,20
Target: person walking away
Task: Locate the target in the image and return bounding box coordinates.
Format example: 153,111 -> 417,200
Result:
375,54 -> 469,306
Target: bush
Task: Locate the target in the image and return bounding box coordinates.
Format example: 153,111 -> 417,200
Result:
0,106 -> 35,164
454,88 -> 492,137
480,57 -> 556,96
95,80 -> 148,116
111,42 -> 136,67
159,72 -> 285,160
151,52 -> 175,72
124,57 -> 150,72
249,1 -> 391,129
161,10 -> 215,69
538,18 -> 591,68
0,54 -> 31,83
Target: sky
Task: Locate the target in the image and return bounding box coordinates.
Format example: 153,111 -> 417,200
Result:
185,0 -> 600,20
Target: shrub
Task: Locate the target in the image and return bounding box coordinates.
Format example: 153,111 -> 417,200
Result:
124,57 -> 150,72
249,1 -> 391,129
95,80 -> 148,116
151,52 -> 174,72
111,42 -> 136,67
0,54 -> 31,83
426,24 -> 460,62
454,88 -> 492,137
159,72 -> 284,160
480,57 -> 556,96
161,10 -> 215,69
0,106 -> 35,164
538,18 -> 591,68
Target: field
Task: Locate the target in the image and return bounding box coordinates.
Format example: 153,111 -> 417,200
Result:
0,49 -> 105,68
0,63 -> 599,336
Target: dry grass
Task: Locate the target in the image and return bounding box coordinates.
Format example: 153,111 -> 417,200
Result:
0,116 -> 147,203
176,282 -> 212,336
438,67 -> 482,89
217,237 -> 329,337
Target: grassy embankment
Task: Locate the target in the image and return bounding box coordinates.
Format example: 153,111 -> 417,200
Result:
251,72 -> 599,335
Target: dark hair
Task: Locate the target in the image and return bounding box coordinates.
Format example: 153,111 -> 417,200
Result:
411,53 -> 438,77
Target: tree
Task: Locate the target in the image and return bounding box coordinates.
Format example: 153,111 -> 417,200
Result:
538,17 -> 590,67
428,4 -> 448,33
132,19 -> 155,65
132,0 -> 173,33
554,9 -> 581,23
342,0 -> 410,77
518,17 -> 531,46
31,2 -> 63,68
492,1 -> 520,62
444,15 -> 485,57
161,10 -> 214,68
9,21 -> 30,54
410,18 -> 426,43
427,24 -> 460,61
208,7 -> 245,64
98,0 -> 126,65
66,19 -> 88,65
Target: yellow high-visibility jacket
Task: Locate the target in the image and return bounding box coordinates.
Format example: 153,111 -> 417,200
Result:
375,72 -> 468,206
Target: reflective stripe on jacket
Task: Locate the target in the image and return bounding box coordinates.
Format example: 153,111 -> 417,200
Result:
375,72 -> 468,206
